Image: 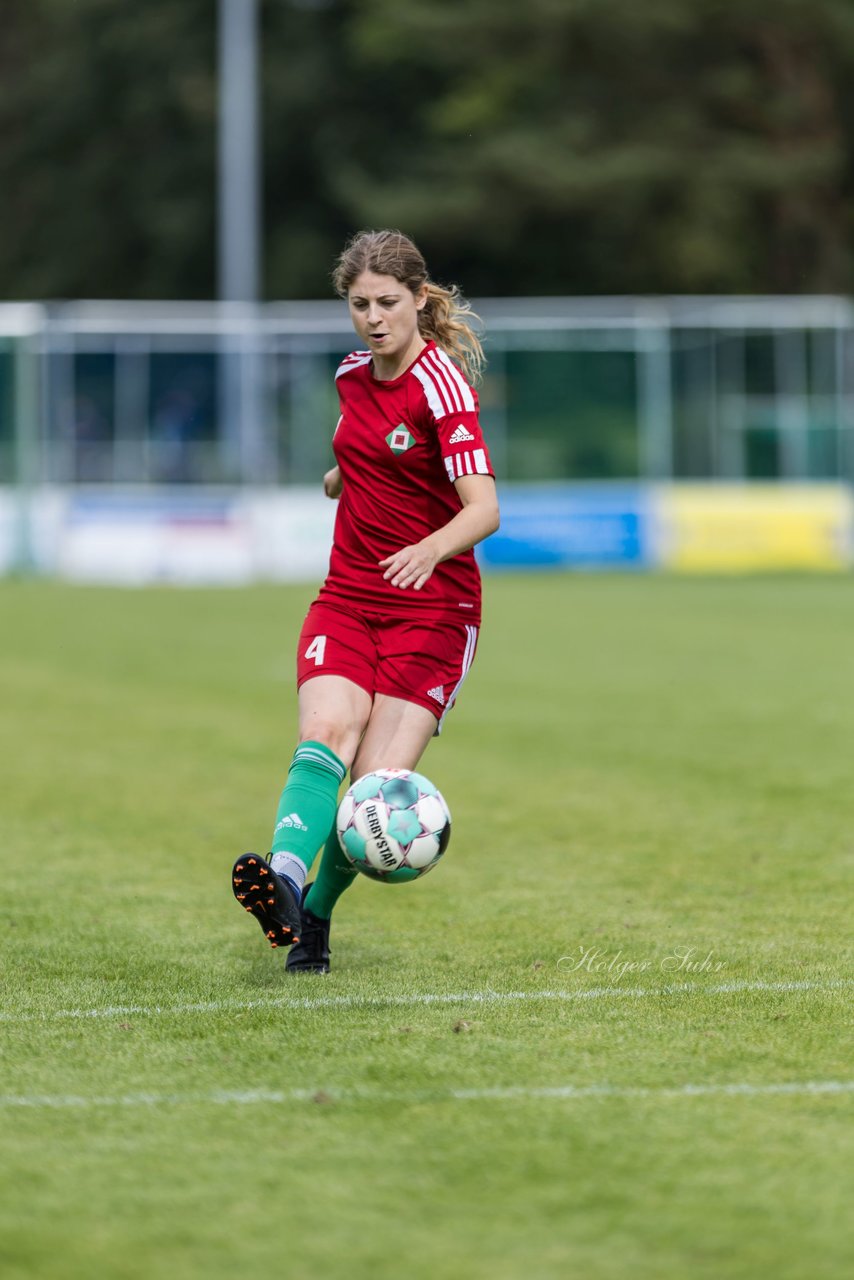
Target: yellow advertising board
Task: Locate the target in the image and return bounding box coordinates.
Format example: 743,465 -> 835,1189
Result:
656,484 -> 853,573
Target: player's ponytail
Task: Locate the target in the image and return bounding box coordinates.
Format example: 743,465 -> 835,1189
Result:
333,229 -> 486,386
419,281 -> 485,388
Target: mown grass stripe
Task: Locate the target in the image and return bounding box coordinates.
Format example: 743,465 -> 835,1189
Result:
1,977 -> 850,1024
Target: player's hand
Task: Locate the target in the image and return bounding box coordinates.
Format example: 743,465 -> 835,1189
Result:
323,466 -> 343,499
378,542 -> 439,591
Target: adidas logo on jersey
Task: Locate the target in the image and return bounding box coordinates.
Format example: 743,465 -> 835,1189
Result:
275,812 -> 308,833
448,423 -> 476,444
427,685 -> 446,706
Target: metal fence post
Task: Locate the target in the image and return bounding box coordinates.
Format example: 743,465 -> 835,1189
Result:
12,316 -> 42,572
774,329 -> 810,480
637,316 -> 673,479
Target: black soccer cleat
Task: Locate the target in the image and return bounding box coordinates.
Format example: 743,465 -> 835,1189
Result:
231,853 -> 302,949
286,884 -> 331,974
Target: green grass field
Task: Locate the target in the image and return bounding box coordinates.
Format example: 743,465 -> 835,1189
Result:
1,574 -> 852,1280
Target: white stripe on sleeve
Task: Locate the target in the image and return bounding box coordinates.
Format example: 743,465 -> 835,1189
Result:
412,363 -> 451,418
473,448 -> 488,474
425,349 -> 464,414
335,352 -> 372,380
433,348 -> 476,412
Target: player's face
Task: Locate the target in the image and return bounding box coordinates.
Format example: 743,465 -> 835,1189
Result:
347,271 -> 428,377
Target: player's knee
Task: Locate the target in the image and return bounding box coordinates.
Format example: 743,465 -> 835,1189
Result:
297,720 -> 359,765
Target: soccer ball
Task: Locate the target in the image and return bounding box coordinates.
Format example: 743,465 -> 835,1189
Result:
336,768 -> 451,883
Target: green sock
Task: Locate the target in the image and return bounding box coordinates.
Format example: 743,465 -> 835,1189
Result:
269,741 -> 347,888
304,822 -> 359,920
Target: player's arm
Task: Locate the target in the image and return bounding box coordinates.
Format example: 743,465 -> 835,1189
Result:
380,474 -> 499,591
433,474 -> 500,560
324,465 -> 342,499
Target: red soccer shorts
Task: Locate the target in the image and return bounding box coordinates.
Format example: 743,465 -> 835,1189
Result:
296,599 -> 479,732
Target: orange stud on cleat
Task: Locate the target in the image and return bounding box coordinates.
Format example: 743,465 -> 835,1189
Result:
245,906 -> 253,912
237,894 -> 246,901
235,863 -> 244,872
267,898 -> 275,905
247,858 -> 257,865
259,867 -> 268,876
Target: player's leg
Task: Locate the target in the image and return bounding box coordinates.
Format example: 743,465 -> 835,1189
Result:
267,674 -> 371,889
298,618 -> 477,933
232,602 -> 375,950
301,696 -> 439,922
350,695 -> 440,777
288,696 -> 438,972
287,617 -> 478,972
232,674 -> 372,948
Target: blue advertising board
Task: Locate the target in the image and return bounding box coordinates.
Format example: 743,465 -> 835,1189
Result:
478,484 -> 650,570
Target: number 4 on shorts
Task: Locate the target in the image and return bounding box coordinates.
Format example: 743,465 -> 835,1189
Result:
305,635 -> 327,666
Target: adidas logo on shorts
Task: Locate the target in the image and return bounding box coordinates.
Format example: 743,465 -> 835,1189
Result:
427,685 -> 446,706
448,423 -> 475,444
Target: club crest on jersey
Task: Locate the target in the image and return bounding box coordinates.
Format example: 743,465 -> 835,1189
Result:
386,424 -> 415,454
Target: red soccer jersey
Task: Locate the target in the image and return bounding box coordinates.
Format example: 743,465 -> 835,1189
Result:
318,340 -> 494,624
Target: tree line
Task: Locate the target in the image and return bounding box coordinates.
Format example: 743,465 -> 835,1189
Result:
2,0 -> 854,301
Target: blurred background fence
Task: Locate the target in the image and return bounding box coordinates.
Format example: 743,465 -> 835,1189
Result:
3,295 -> 853,582
3,295 -> 854,490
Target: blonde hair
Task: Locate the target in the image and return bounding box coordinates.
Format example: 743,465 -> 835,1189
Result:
332,229 -> 485,386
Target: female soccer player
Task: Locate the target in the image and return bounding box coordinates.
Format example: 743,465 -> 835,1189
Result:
231,229 -> 499,972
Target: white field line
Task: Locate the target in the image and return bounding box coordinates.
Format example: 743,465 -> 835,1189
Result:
1,977 -> 850,1025
0,1080 -> 852,1112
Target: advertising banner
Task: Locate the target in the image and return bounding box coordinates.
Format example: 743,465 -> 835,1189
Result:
50,488 -> 337,585
655,484 -> 853,573
478,484 -> 650,570
58,491 -> 255,585
1,483 -> 851,582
